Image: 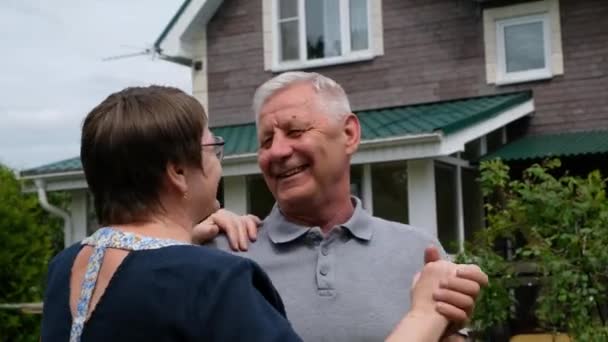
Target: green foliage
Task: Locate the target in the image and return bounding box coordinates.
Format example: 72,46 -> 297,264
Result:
0,165 -> 64,341
456,246 -> 516,333
460,159 -> 608,340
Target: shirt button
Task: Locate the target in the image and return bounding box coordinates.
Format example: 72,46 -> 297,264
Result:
319,265 -> 329,276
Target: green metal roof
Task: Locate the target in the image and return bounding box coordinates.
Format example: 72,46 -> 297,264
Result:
20,92 -> 531,177
482,130 -> 608,162
358,91 -> 530,137
20,157 -> 83,177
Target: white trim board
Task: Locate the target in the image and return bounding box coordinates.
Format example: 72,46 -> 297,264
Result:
438,99 -> 534,155
158,0 -> 224,58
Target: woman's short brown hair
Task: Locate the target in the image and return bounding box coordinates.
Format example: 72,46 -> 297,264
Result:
81,86 -> 207,226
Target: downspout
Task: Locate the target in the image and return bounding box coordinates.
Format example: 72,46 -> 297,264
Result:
34,179 -> 72,248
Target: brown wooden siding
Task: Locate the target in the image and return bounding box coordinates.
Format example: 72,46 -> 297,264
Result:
205,0 -> 608,134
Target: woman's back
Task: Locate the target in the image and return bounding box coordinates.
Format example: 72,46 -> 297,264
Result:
41,236 -> 300,341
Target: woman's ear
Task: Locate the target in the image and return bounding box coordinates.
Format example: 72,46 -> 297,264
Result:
166,162 -> 189,196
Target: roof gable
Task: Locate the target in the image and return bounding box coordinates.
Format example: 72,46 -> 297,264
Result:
154,0 -> 223,62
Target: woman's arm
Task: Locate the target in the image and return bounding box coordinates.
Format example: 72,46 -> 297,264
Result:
385,259 -> 459,342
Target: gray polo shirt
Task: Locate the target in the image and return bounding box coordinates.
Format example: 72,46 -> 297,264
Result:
210,197 -> 445,342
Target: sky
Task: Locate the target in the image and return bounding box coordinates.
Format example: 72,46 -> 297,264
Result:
0,0 -> 191,170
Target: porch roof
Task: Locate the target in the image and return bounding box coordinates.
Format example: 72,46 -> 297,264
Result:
20,91 -> 531,178
482,130 -> 608,161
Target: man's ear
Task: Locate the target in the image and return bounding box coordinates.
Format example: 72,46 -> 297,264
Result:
166,161 -> 188,196
343,113 -> 361,156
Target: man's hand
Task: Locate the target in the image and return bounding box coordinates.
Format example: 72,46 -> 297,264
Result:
193,209 -> 261,251
422,246 -> 488,340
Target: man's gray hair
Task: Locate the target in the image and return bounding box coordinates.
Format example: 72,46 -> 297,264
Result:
252,72 -> 352,123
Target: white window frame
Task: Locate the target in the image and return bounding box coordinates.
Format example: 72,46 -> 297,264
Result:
496,14 -> 553,85
271,0 -> 374,72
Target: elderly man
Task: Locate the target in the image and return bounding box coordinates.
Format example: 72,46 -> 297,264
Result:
196,72 -> 487,341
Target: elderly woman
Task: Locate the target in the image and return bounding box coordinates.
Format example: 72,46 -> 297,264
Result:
40,86 -> 475,341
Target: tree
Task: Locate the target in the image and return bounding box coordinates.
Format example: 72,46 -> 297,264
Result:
458,159 -> 608,341
0,165 -> 63,342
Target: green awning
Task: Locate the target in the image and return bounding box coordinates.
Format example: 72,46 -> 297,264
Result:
482,130 -> 608,161
21,92 -> 531,177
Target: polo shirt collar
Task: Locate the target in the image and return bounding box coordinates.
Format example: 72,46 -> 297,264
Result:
265,204 -> 312,244
265,197 -> 375,244
341,197 -> 374,241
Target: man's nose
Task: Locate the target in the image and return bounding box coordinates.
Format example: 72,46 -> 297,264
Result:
268,134 -> 293,160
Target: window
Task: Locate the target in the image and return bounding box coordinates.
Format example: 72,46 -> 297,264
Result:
483,0 -> 564,85
350,165 -> 363,199
435,162 -> 459,253
486,127 -> 506,154
87,192 -> 99,235
217,178 -> 225,208
462,168 -> 484,242
247,175 -> 275,219
496,14 -> 552,84
273,0 -> 373,70
372,162 -> 409,224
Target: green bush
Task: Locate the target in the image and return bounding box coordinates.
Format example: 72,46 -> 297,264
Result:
459,159 -> 608,341
0,165 -> 63,342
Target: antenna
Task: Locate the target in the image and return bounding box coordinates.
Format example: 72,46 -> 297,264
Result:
102,44 -> 157,62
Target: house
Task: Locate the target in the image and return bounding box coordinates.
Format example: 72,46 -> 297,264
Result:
19,0 -> 608,254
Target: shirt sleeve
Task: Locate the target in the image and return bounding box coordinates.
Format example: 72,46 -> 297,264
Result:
196,258 -> 302,342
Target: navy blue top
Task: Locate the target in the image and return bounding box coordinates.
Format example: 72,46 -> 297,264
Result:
41,243 -> 302,341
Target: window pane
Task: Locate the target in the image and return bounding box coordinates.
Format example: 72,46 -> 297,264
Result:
463,138 -> 481,161
462,168 -> 484,242
87,192 -> 99,235
247,175 -> 275,219
280,20 -> 299,61
350,0 -> 369,51
504,21 -> 546,73
306,0 -> 342,59
372,162 -> 408,224
486,128 -> 505,154
435,162 -> 458,253
279,0 -> 298,19
217,178 -> 225,208
350,165 -> 363,199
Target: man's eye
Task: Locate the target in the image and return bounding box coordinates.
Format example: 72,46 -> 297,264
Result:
261,137 -> 272,148
288,129 -> 304,137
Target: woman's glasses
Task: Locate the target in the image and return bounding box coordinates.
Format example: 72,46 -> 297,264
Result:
202,135 -> 225,161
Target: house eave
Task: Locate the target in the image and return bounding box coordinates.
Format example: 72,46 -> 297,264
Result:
19,171 -> 87,193
154,0 -> 224,64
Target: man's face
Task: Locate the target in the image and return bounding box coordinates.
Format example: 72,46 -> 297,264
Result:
257,82 -> 359,209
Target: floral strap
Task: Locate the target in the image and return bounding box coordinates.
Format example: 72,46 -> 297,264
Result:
69,227 -> 189,342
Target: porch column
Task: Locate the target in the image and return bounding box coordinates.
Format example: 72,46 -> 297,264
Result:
407,159 -> 438,237
70,190 -> 88,244
222,175 -> 248,215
